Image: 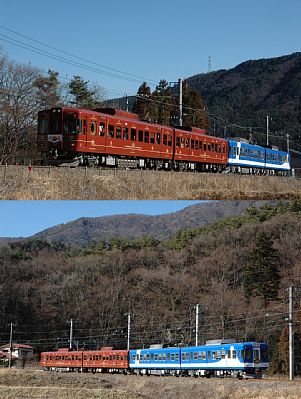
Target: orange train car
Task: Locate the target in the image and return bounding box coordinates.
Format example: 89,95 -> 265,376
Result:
37,107 -> 228,171
40,347 -> 129,372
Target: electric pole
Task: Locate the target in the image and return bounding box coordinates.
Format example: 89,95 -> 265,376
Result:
286,133 -> 290,153
195,304 -> 199,346
125,313 -> 131,351
69,318 -> 73,350
9,322 -> 13,369
266,115 -> 269,146
178,78 -> 183,126
289,286 -> 294,381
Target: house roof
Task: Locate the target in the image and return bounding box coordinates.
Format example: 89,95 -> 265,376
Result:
0,351 -> 17,359
0,343 -> 34,350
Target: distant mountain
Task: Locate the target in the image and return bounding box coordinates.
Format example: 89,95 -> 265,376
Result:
28,201 -> 271,247
105,53 -> 301,149
186,52 -> 301,146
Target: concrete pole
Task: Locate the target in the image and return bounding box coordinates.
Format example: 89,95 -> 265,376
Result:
8,322 -> 13,369
178,78 -> 183,126
195,304 -> 199,346
69,319 -> 73,350
289,286 -> 294,381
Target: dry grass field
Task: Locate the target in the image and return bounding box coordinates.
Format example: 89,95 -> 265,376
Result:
0,165 -> 299,200
1,369 -> 301,399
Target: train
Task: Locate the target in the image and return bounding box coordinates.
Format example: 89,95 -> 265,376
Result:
40,339 -> 268,379
37,106 -> 290,175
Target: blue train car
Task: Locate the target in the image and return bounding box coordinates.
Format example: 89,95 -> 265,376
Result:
265,147 -> 290,172
129,340 -> 268,378
227,139 -> 290,174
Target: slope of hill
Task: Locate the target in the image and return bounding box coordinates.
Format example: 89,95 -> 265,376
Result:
187,52 -> 301,145
30,201 -> 270,247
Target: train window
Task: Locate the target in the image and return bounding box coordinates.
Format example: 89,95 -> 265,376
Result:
131,128 -> 137,141
156,133 -> 161,144
175,353 -> 179,360
211,351 -> 216,359
204,143 -> 207,151
90,120 -> 96,135
222,350 -> 226,359
144,131 -> 149,143
109,124 -> 115,138
232,350 -> 237,359
154,354 -> 158,361
38,119 -> 49,134
167,353 -> 170,361
216,351 -> 221,360
151,353 -> 154,360
123,127 -> 129,140
162,353 -> 166,361
116,126 -> 122,139
83,118 -> 87,134
227,350 -> 231,358
176,137 -> 180,147
195,140 -> 199,150
163,134 -> 167,146
180,137 -> 185,148
185,138 -> 190,148
138,130 -> 143,142
171,353 -> 174,361
132,354 -> 136,361
181,353 -> 185,360
84,355 -> 87,360
207,352 -> 211,360
254,349 -> 260,361
193,352 -> 198,360
150,132 -> 155,144
99,122 -> 105,136
191,139 -> 195,149
167,135 -> 172,146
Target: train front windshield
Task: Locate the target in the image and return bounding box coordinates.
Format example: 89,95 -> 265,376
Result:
243,347 -> 268,362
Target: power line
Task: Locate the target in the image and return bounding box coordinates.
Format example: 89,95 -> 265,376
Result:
0,25 -> 157,85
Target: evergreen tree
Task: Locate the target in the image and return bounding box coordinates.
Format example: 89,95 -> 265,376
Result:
132,82 -> 153,121
68,76 -> 96,108
152,79 -> 176,125
34,69 -> 61,108
243,231 -> 280,303
182,81 -> 208,129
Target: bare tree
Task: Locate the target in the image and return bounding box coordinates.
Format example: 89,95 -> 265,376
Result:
0,57 -> 43,163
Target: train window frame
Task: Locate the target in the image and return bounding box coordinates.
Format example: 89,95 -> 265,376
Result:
156,133 -> 161,145
195,140 -> 199,150
175,353 -> 179,361
167,135 -> 172,146
116,126 -> 122,139
232,350 -> 237,359
191,139 -> 195,149
131,128 -> 137,141
99,122 -> 105,136
108,124 -> 115,138
163,134 -> 167,146
138,130 -> 143,142
90,120 -> 97,136
123,127 -> 129,140
203,143 -> 207,151
150,132 -> 155,144
144,131 -> 149,143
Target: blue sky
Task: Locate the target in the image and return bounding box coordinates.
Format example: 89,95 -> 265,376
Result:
1,0 -> 300,99
0,201 -> 202,237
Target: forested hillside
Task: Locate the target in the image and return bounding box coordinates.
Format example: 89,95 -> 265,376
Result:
29,200 -> 269,247
186,52 -> 301,147
1,201 -> 301,374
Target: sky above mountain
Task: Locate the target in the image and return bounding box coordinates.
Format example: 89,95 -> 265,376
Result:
1,0 -> 300,98
0,200 -> 203,237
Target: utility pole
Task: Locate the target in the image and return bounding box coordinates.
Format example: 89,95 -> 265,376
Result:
126,95 -> 129,112
266,115 -> 269,146
69,318 -> 73,350
195,304 -> 199,346
125,313 -> 131,351
286,133 -> 290,153
289,286 -> 294,381
9,322 -> 13,369
178,78 -> 183,126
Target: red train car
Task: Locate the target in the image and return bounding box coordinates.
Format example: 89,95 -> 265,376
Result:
37,107 -> 228,171
83,347 -> 129,372
40,348 -> 83,371
40,347 -> 129,372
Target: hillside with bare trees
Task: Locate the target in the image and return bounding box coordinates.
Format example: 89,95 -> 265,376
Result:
1,201 -> 301,375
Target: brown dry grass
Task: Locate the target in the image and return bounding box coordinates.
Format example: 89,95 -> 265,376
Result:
0,165 -> 299,200
1,369 -> 301,399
